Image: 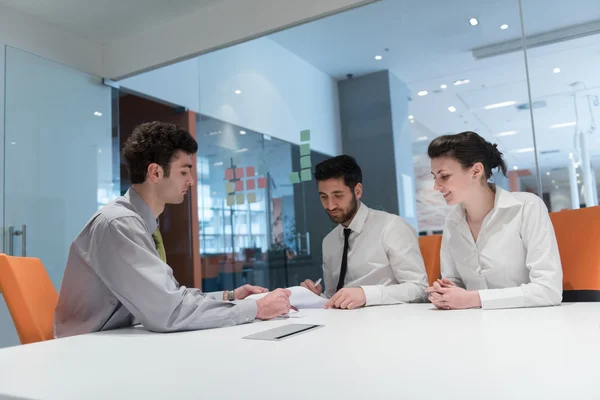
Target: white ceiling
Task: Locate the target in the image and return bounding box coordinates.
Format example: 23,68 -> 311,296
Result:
0,0 -> 222,43
270,0 -> 600,192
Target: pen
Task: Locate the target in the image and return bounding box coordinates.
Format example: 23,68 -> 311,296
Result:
290,305 -> 299,312
314,278 -> 322,286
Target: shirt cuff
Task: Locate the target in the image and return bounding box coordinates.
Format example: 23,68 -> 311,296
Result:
361,285 -> 382,306
206,291 -> 225,301
234,299 -> 258,324
478,287 -> 525,309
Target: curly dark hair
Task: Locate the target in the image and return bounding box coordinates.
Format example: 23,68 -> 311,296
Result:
122,121 -> 198,184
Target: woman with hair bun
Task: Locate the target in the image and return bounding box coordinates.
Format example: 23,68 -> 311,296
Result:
426,131 -> 562,310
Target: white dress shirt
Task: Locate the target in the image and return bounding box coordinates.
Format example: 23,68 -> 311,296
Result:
441,186 -> 563,309
322,202 -> 428,306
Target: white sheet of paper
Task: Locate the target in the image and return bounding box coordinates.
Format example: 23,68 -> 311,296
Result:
246,286 -> 327,309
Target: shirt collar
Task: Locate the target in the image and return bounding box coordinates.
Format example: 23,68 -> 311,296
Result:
125,188 -> 158,235
340,202 -> 369,236
448,185 -> 523,223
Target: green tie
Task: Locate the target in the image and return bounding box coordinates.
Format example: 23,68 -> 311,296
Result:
152,228 -> 167,264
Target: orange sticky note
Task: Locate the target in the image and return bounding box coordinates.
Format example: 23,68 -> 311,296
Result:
235,180 -> 244,191
246,179 -> 256,190
258,177 -> 267,189
246,166 -> 255,177
225,169 -> 234,180
235,168 -> 244,179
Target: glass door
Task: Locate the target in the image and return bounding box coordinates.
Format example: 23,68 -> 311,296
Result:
1,46 -> 116,348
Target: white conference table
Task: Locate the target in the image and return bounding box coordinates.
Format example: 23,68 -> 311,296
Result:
0,303 -> 599,400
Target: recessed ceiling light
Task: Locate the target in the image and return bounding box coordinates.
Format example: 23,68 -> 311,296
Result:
213,161 -> 224,167
546,172 -> 551,176
553,67 -> 561,74
453,79 -> 470,86
515,147 -> 535,153
513,166 -> 519,171
483,101 -> 517,110
500,24 -> 509,30
550,122 -> 576,128
416,136 -> 428,142
418,90 -> 428,96
469,18 -> 479,26
576,173 -> 580,177
239,130 -> 246,135
235,148 -> 248,153
448,106 -> 457,113
374,55 -> 383,60
234,90 -> 242,95
440,84 -> 447,89
408,115 -> 414,120
496,130 -> 518,137
93,111 -> 102,116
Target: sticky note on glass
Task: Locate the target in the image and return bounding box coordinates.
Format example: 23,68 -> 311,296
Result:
246,179 -> 256,190
246,166 -> 255,177
225,169 -> 234,180
300,156 -> 311,169
301,169 -> 312,182
226,195 -> 235,206
225,182 -> 235,193
235,168 -> 244,179
258,177 -> 267,189
236,194 -> 245,205
300,143 -> 310,156
247,192 -> 257,204
235,180 -> 244,192
300,129 -> 311,142
289,172 -> 300,184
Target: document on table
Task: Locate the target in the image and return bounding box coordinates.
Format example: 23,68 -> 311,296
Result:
246,286 -> 327,309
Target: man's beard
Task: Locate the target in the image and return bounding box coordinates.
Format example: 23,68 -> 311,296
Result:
326,193 -> 359,225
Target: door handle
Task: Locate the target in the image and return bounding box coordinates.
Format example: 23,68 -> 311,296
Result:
8,224 -> 26,256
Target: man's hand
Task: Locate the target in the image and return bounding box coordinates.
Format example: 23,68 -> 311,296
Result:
324,288 -> 366,310
300,279 -> 323,296
256,288 -> 292,320
234,284 -> 269,300
426,280 -> 481,310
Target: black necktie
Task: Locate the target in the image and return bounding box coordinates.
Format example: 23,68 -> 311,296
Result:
336,228 -> 352,291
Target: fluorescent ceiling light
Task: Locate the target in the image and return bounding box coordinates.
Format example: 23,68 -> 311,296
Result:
234,90 -> 242,95
235,148 -> 248,153
375,55 -> 383,60
553,67 -> 561,74
418,91 -> 428,96
416,136 -> 428,142
213,162 -> 223,167
453,79 -> 470,86
501,24 -> 509,30
550,122 -> 576,128
513,166 -> 519,170
472,20 -> 600,60
496,130 -> 518,137
469,18 -> 479,26
448,106 -> 457,113
94,111 -> 102,116
483,101 -> 517,110
515,147 -> 535,153
440,84 -> 447,89
239,130 -> 246,135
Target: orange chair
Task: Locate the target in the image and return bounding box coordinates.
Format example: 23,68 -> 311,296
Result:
419,235 -> 442,286
550,207 -> 600,301
0,254 -> 58,344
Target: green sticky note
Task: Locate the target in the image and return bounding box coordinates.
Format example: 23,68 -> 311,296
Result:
300,143 -> 310,156
301,169 -> 312,182
225,182 -> 235,193
247,192 -> 257,204
300,156 -> 311,169
289,172 -> 300,184
226,195 -> 235,206
236,194 -> 245,205
300,129 -> 311,142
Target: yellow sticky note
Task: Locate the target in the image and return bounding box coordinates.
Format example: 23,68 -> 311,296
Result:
226,195 -> 235,206
225,182 -> 235,193
247,192 -> 257,204
236,194 -> 245,205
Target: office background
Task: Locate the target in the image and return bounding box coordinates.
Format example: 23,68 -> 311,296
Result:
1,0 -> 599,347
